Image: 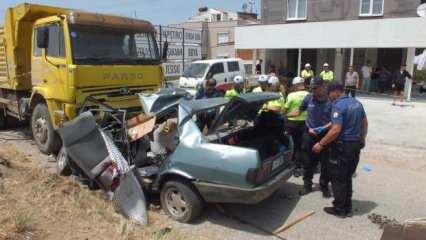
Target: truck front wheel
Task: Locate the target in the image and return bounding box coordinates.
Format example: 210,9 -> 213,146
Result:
31,103 -> 61,154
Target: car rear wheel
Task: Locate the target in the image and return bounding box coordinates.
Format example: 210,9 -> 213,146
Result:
31,103 -> 61,154
56,147 -> 72,176
160,180 -> 203,223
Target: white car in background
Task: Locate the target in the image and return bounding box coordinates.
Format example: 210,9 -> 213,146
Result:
179,58 -> 246,94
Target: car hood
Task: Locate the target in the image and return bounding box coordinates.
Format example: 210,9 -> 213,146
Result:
138,88 -> 191,115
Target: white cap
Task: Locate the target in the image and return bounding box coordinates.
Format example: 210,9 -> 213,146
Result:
305,63 -> 311,68
292,76 -> 305,85
258,75 -> 269,83
268,76 -> 280,85
233,75 -> 244,84
323,63 -> 330,67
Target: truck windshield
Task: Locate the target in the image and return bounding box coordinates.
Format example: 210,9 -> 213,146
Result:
69,24 -> 160,65
183,63 -> 209,78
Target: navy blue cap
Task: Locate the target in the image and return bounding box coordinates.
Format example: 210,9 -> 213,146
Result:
310,76 -> 324,88
327,81 -> 344,92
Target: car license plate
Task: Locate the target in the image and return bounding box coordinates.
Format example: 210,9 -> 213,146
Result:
272,157 -> 284,171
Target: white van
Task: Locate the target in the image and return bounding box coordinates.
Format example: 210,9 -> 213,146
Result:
179,58 -> 246,91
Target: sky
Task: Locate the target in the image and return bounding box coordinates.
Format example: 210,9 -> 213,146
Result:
0,0 -> 260,25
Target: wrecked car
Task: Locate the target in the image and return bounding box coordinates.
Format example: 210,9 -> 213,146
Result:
57,89 -> 295,223
138,91 -> 295,222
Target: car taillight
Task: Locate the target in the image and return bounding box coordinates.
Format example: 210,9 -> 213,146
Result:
246,161 -> 273,184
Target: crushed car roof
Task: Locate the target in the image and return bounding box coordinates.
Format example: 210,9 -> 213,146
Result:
180,92 -> 280,115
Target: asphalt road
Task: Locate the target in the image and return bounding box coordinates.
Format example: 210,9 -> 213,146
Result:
168,96 -> 426,240
1,96 -> 425,240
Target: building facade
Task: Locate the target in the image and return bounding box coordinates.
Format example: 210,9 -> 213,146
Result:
236,0 -> 426,90
171,7 -> 258,60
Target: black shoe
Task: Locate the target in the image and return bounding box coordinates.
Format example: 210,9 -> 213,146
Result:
299,186 -> 312,196
323,207 -> 346,219
293,168 -> 302,178
322,189 -> 332,198
346,210 -> 354,218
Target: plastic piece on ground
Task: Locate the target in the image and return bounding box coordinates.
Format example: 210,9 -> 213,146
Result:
362,164 -> 372,172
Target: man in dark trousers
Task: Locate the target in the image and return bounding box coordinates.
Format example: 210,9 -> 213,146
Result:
288,77 -> 332,197
392,64 -> 412,105
313,81 -> 368,218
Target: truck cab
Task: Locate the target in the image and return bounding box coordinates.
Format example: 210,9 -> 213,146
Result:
0,4 -> 164,154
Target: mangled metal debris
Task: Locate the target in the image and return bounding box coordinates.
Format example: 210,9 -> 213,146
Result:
58,111 -> 147,225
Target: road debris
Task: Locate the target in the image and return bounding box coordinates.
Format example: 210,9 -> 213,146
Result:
273,211 -> 316,235
368,213 -> 400,229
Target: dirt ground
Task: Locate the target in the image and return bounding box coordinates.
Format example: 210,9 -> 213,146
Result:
0,142 -> 190,240
1,96 -> 426,240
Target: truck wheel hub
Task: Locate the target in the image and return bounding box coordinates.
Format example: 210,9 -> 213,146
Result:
34,117 -> 48,144
165,188 -> 188,218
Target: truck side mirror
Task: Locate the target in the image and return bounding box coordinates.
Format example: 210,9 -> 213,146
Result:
36,27 -> 49,49
162,41 -> 168,61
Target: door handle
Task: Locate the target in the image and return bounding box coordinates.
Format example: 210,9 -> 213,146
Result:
42,79 -> 47,83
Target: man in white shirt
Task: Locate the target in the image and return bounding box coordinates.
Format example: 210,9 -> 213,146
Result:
361,61 -> 372,93
345,66 -> 360,97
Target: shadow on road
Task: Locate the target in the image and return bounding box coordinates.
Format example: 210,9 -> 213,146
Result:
352,199 -> 378,216
196,182 -> 302,237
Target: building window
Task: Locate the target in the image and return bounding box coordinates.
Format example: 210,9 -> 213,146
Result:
359,0 -> 384,16
217,32 -> 230,45
287,0 -> 307,20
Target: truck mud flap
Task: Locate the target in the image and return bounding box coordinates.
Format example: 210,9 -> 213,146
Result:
113,170 -> 148,225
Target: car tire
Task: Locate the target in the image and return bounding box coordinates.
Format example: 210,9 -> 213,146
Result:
160,180 -> 203,223
31,103 -> 61,154
56,147 -> 72,176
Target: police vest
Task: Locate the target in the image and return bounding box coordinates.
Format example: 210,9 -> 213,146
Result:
320,71 -> 334,82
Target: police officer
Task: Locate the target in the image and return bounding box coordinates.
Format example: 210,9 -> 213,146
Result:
313,81 -> 368,218
284,77 -> 309,176
225,76 -> 244,99
320,63 -> 334,83
253,75 -> 269,93
301,63 -> 314,86
288,77 -> 332,197
264,76 -> 286,113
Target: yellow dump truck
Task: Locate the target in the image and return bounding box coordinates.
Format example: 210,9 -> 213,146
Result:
0,3 -> 165,154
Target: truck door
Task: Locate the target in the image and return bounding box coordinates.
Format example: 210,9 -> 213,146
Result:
32,22 -> 68,101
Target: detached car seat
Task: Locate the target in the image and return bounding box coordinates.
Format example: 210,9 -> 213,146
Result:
58,111 -> 112,181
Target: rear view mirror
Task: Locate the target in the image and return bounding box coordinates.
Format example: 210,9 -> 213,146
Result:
162,41 -> 168,61
36,27 -> 49,49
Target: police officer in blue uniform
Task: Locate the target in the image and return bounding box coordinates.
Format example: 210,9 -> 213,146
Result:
289,77 -> 332,197
313,81 -> 368,218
